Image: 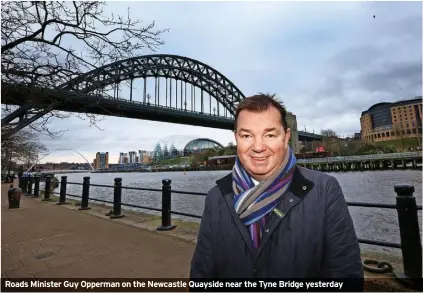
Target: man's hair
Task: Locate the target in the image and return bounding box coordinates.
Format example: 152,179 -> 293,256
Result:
234,93 -> 289,132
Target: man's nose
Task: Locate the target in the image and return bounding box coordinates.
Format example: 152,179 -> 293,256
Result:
252,138 -> 266,152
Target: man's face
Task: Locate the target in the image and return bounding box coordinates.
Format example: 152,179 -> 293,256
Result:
235,106 -> 291,181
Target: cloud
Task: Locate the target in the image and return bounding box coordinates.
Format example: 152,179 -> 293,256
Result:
16,1 -> 420,163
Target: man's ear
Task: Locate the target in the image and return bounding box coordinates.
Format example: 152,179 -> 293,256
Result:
285,128 -> 291,147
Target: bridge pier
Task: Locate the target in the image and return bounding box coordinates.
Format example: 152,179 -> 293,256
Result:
412,159 -> 417,169
402,160 -> 406,169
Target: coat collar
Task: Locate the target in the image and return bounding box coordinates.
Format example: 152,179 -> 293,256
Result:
215,165 -> 315,260
216,166 -> 314,197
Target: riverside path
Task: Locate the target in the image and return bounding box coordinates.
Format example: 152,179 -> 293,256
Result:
0,183 -> 414,292
1,183 -> 195,279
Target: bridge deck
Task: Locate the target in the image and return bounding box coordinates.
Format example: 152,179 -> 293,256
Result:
1,183 -> 194,279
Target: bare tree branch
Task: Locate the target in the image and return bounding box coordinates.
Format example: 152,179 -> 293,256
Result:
1,1 -> 168,139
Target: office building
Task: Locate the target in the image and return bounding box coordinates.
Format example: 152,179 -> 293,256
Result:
94,152 -> 109,169
128,151 -> 137,164
360,97 -> 422,143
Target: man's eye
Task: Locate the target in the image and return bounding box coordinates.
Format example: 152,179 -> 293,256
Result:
266,134 -> 276,138
241,134 -> 251,138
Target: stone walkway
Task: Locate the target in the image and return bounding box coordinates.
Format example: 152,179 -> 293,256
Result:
1,183 -> 195,279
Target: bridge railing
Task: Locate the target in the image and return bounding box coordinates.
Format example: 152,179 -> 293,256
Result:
297,151 -> 422,164
18,174 -> 422,282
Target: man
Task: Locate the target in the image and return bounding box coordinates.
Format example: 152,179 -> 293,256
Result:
190,94 -> 363,282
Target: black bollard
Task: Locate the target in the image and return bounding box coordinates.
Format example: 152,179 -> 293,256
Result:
157,179 -> 176,231
110,178 -> 124,218
27,177 -> 33,196
394,184 -> 423,289
21,177 -> 28,195
8,186 -> 22,209
79,177 -> 91,210
42,175 -> 52,201
33,176 -> 40,198
57,176 -> 69,205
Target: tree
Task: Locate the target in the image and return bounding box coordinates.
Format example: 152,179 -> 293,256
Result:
1,1 -> 168,140
153,143 -> 162,162
393,124 -> 406,151
1,129 -> 48,175
163,143 -> 169,158
320,129 -> 337,138
170,143 -> 178,157
320,129 -> 340,155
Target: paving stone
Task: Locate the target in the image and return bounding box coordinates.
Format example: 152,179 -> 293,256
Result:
1,183 -> 195,279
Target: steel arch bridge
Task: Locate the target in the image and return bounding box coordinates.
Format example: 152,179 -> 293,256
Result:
1,54 -> 247,138
61,54 -> 245,116
1,54 -> 320,143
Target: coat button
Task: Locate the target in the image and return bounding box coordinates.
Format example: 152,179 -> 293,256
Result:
289,198 -> 294,203
265,229 -> 269,233
252,268 -> 257,276
302,185 -> 307,191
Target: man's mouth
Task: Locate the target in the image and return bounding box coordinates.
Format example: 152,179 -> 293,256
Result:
251,157 -> 268,162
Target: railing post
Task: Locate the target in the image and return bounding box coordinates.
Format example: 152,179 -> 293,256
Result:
33,176 -> 40,198
57,176 -> 69,205
79,176 -> 91,210
110,178 -> 124,218
157,179 -> 176,231
27,176 -> 33,196
21,176 -> 28,195
42,175 -> 52,201
394,184 -> 423,289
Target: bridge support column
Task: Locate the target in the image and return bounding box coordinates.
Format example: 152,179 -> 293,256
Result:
412,159 -> 417,169
391,160 -> 395,170
402,160 -> 406,169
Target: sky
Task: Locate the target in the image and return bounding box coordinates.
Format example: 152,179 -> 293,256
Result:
29,1 -> 422,164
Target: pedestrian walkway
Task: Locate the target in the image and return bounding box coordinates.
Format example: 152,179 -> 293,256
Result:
1,184 -> 195,279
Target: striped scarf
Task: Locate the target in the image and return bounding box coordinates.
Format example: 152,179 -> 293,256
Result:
232,146 -> 297,248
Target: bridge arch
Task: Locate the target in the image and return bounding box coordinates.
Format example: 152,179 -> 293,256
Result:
26,149 -> 94,173
61,54 -> 246,116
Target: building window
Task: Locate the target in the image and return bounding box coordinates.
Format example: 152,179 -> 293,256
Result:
386,132 -> 390,137
382,133 -> 385,137
412,129 -> 417,134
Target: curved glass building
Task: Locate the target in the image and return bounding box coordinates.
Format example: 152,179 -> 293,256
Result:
152,135 -> 224,161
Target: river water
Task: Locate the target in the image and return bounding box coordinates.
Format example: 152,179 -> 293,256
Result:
53,170 -> 422,255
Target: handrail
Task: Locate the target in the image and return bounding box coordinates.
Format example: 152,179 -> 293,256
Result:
21,174 -> 423,284
63,181 -> 422,210
297,151 -> 422,163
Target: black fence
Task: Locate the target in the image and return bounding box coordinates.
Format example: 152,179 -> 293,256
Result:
16,175 -> 423,283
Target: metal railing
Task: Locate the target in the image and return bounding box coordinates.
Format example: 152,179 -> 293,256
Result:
16,174 -> 423,284
297,151 -> 422,164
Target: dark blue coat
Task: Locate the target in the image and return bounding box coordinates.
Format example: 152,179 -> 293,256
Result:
190,166 -> 363,285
